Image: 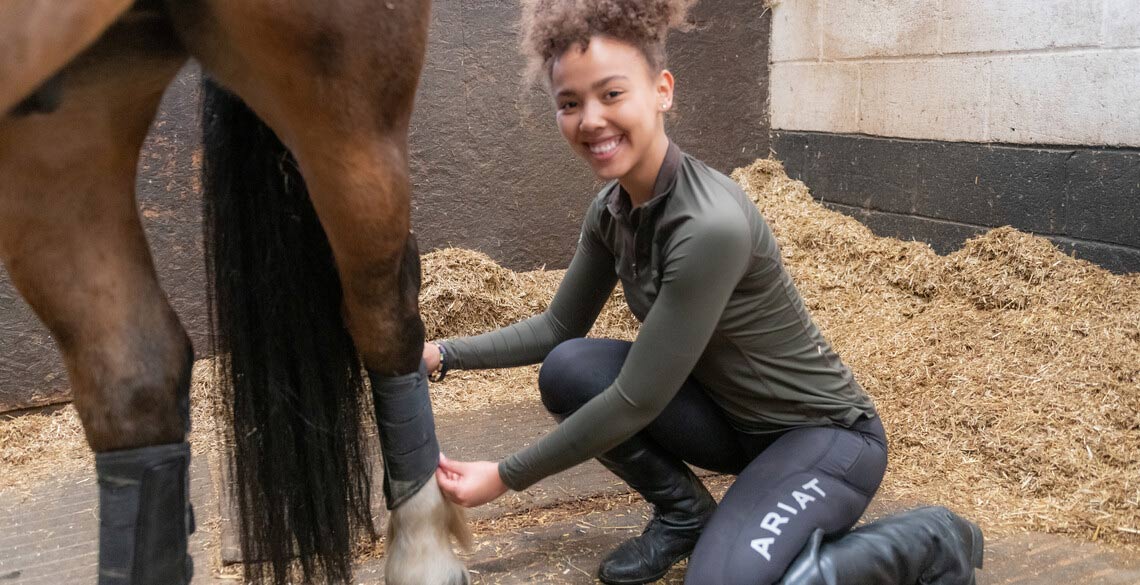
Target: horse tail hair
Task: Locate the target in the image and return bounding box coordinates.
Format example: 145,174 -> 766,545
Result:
448,499 -> 474,551
201,78 -> 375,585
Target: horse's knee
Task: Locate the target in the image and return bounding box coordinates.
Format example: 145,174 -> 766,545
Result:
71,324 -> 193,452
342,234 -> 425,375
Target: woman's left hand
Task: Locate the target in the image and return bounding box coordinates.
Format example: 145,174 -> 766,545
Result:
436,453 -> 509,507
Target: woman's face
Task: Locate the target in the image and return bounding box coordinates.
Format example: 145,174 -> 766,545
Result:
550,36 -> 673,184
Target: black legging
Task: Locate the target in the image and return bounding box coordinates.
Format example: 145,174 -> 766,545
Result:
538,338 -> 888,585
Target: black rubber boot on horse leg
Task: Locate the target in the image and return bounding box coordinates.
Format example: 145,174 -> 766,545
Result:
595,436 -> 717,585
777,506 -> 984,585
369,361 -> 441,509
96,442 -> 195,585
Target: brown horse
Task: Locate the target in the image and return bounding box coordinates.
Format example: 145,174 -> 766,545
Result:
1,1 -> 468,584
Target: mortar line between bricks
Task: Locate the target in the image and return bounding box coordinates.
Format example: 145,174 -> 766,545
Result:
5,484 -> 208,516
3,547 -> 96,573
821,201 -> 1140,253
3,561 -> 94,579
0,494 -> 97,518
0,529 -> 92,555
2,539 -> 96,565
0,472 -> 211,534
0,512 -> 96,539
772,45 -> 1140,65
1100,0 -> 1109,47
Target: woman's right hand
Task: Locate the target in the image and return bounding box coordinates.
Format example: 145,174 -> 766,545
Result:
423,342 -> 442,374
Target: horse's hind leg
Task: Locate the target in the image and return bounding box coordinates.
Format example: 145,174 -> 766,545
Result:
0,11 -> 192,585
170,2 -> 469,583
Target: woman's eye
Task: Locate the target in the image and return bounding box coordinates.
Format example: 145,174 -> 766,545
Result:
559,101 -> 578,110
605,90 -> 623,99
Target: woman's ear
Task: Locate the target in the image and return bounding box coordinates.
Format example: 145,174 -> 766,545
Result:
657,69 -> 675,111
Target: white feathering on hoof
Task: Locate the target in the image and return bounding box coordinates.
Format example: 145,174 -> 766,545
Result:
386,475 -> 472,585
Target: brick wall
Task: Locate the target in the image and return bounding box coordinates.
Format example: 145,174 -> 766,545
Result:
768,0 -> 1140,274
770,0 -> 1140,146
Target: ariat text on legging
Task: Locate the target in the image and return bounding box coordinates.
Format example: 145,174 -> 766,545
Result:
749,478 -> 827,561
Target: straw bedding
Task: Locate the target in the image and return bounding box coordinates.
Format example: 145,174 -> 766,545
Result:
731,160 -> 1138,547
1,159 -> 1136,550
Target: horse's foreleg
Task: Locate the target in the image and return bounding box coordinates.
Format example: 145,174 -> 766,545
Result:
285,139 -> 471,585
360,233 -> 473,585
290,139 -> 471,585
0,12 -> 191,585
170,1 -> 470,581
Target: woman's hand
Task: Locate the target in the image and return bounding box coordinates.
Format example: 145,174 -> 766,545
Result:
435,454 -> 509,507
423,342 -> 442,374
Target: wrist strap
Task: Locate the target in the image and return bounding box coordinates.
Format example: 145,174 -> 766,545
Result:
430,342 -> 450,382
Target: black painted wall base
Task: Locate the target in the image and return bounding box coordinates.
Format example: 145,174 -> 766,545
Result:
772,131 -> 1140,274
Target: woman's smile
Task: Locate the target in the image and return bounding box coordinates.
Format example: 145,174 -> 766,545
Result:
586,135 -> 624,162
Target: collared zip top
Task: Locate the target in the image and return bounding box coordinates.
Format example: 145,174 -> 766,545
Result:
444,142 -> 877,490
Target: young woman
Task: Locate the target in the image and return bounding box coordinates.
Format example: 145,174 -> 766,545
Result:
428,1 -> 984,584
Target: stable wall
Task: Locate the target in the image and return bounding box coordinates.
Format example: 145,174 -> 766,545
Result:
769,0 -> 1140,272
411,0 -> 770,271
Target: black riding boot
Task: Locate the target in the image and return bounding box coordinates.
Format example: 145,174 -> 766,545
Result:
595,436 -> 717,585
95,442 -> 195,585
778,506 -> 984,585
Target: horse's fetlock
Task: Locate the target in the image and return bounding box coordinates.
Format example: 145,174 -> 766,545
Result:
385,476 -> 470,585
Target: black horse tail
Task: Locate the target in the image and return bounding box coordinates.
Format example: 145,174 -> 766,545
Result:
201,78 -> 375,585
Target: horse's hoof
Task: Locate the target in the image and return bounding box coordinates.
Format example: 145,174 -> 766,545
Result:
386,568 -> 468,585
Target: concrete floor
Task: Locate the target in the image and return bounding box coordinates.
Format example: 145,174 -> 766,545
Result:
3,402 -> 1137,584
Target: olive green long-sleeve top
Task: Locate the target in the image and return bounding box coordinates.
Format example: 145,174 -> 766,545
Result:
442,143 -> 876,491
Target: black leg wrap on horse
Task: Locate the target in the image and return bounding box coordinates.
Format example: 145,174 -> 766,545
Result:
95,442 -> 195,585
370,361 -> 440,510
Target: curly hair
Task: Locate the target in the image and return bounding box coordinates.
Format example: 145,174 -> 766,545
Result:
520,0 -> 695,83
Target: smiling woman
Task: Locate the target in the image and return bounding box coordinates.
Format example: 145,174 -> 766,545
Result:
423,2 -> 983,585
523,0 -> 689,204
551,38 -> 674,204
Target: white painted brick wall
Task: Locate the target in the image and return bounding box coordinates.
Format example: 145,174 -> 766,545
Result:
770,0 -> 820,62
989,52 -> 1140,145
770,63 -> 860,132
768,0 -> 1140,147
940,0 -> 1102,53
859,60 -> 989,142
819,0 -> 942,59
1106,0 -> 1140,47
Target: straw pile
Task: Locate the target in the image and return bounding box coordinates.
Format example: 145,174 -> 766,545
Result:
731,159 -> 1139,547
1,158 -> 1136,550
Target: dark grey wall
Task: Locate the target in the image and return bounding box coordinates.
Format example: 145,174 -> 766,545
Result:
410,0 -> 771,270
773,131 -> 1140,274
0,0 -> 771,412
